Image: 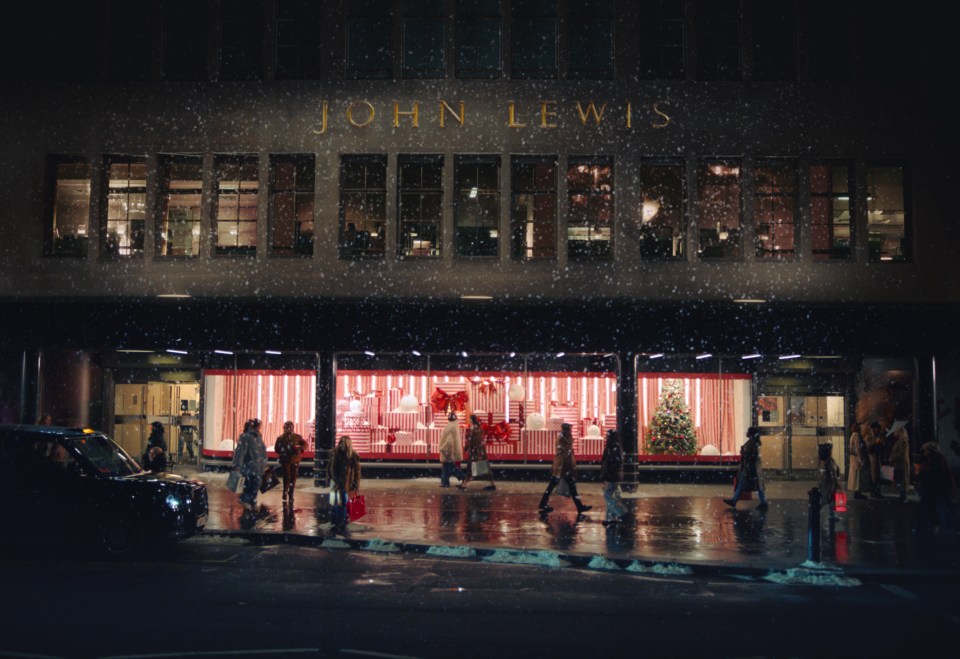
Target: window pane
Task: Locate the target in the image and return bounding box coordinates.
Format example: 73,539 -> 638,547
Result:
639,161 -> 684,259
805,0 -> 853,81
455,157 -> 500,257
103,158 -> 147,258
810,162 -> 852,261
48,160 -> 92,257
340,155 -> 387,259
456,0 -> 501,78
270,155 -> 315,256
276,0 -> 323,79
639,0 -> 685,80
695,0 -> 741,81
567,158 -> 614,260
754,160 -> 797,259
398,156 -> 443,258
158,156 -> 202,257
215,155 -> 259,255
347,0 -> 394,79
867,165 -> 908,262
161,0 -> 208,81
511,0 -> 557,79
220,0 -> 264,80
568,1 -> 614,80
697,160 -> 741,259
403,0 -> 445,79
750,0 -> 796,82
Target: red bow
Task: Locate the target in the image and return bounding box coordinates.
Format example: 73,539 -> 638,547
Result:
386,429 -> 398,445
482,421 -> 514,443
430,388 -> 468,413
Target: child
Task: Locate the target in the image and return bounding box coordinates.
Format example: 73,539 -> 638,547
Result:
818,443 -> 841,519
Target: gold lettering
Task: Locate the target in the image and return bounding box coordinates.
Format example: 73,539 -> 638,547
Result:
626,102 -> 631,129
651,101 -> 671,129
312,100 -> 329,135
346,101 -> 375,128
540,101 -> 557,128
393,101 -> 420,128
439,101 -> 465,128
575,101 -> 607,126
508,102 -> 527,128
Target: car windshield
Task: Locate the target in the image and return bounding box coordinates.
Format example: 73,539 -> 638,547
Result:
67,434 -> 142,477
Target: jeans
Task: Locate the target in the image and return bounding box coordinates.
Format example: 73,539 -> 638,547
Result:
603,482 -> 627,520
441,461 -> 466,486
731,475 -> 767,505
239,472 -> 262,507
331,487 -> 348,528
178,433 -> 195,459
280,461 -> 299,500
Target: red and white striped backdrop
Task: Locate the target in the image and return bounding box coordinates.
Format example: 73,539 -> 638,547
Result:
523,429 -> 556,455
386,387 -> 403,412
383,411 -> 418,432
577,437 -> 605,458
414,427 -> 443,453
469,381 -> 506,416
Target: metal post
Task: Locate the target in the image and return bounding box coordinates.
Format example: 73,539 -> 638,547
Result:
807,487 -> 822,562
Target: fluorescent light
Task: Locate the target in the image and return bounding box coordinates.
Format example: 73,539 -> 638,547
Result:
461,351 -> 468,358
733,298 -> 767,304
648,353 -> 664,359
412,350 -> 421,356
157,293 -> 191,299
166,349 -> 188,355
364,351 -> 375,356
556,352 -> 565,357
509,352 -> 516,357
461,295 -> 493,300
214,350 -> 233,355
696,354 -> 712,360
741,354 -> 762,360
779,354 -> 801,360
117,349 -> 152,353
265,350 -> 282,355
469,186 -> 478,198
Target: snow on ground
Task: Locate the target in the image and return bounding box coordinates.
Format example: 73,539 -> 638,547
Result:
763,562 -> 861,587
427,545 -> 478,558
482,549 -> 567,567
625,561 -> 693,576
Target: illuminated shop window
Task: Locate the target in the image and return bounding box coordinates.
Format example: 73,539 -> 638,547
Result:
276,0 -> 323,80
456,0 -> 502,79
340,155 -> 387,260
214,155 -> 259,256
46,158 -> 92,258
219,0 -> 264,81
403,0 -> 445,79
160,0 -> 208,81
567,0 -> 614,79
398,155 -> 443,258
695,0 -> 741,81
455,156 -> 501,257
511,0 -> 557,79
347,0 -> 394,80
867,164 -> 909,262
638,0 -> 686,81
511,156 -> 557,261
567,157 -> 614,261
750,0 -> 797,82
270,155 -> 315,256
102,157 -> 147,259
696,159 -> 741,259
803,0 -> 853,81
753,159 -> 797,259
638,160 -> 684,259
157,155 -> 202,258
810,161 -> 853,261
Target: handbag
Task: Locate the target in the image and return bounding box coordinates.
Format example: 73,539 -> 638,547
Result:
555,477 -> 571,497
347,493 -> 367,521
833,490 -> 848,513
259,466 -> 280,493
880,465 -> 895,482
226,470 -> 241,492
471,460 -> 491,478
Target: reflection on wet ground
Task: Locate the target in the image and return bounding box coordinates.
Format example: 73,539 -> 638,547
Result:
196,472 -> 960,573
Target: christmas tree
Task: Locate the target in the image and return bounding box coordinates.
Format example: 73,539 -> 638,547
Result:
644,379 -> 699,455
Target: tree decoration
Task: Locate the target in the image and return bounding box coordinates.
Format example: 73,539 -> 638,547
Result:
644,379 -> 699,455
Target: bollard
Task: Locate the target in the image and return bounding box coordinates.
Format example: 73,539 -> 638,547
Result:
807,487 -> 822,562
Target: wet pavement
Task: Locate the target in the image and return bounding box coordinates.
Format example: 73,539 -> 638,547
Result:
180,464 -> 960,580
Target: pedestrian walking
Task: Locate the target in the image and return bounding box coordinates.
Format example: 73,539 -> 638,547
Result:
818,442 -> 841,519
438,412 -> 467,488
177,411 -> 197,462
889,424 -> 911,503
459,414 -> 495,491
600,428 -> 628,525
913,441 -> 960,535
847,421 -> 867,498
142,421 -> 167,471
865,421 -> 885,498
275,420 -> 308,505
724,426 -> 769,511
538,422 -> 592,515
232,418 -> 267,513
328,435 -> 361,533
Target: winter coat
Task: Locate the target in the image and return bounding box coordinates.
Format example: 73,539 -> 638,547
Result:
465,424 -> 487,463
233,430 -> 267,477
737,436 -> 764,491
847,430 -> 864,491
551,430 -> 576,478
600,440 -> 624,482
889,428 -> 911,475
275,431 -> 308,466
438,421 -> 464,463
916,450 -> 955,501
142,446 -> 167,473
818,458 -> 840,506
146,429 -> 167,453
328,447 -> 361,495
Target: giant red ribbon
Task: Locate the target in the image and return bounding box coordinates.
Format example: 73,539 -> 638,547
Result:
482,420 -> 515,443
430,388 -> 468,413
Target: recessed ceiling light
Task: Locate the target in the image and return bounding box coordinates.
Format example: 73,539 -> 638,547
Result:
157,293 -> 191,299
412,350 -> 421,356
696,354 -> 712,360
741,354 -> 762,360
648,353 -> 664,359
779,354 -> 801,360
364,351 -> 375,356
214,350 -> 234,355
733,298 -> 767,304
265,350 -> 282,355
166,349 -> 188,355
461,295 -> 493,300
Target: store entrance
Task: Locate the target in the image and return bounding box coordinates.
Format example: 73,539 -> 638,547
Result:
113,381 -> 200,465
757,392 -> 846,478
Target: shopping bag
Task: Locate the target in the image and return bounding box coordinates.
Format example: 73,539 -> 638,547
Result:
226,470 -> 241,492
259,466 -> 280,493
471,460 -> 491,478
833,490 -> 848,513
555,477 -> 571,497
880,465 -> 894,482
347,494 -> 367,521
732,475 -> 752,500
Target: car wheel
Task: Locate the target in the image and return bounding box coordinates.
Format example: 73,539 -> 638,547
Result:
99,516 -> 141,556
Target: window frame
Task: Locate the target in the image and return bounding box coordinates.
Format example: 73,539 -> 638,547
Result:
339,154 -> 388,260
566,0 -> 615,80
753,158 -> 798,260
213,154 -> 260,257
866,161 -> 910,263
454,155 -> 502,258
100,155 -> 148,260
510,0 -> 558,79
156,154 -> 203,259
346,0 -> 395,80
566,156 -> 615,262
809,160 -> 854,261
269,154 -> 315,257
638,158 -> 686,260
402,0 -> 446,79
510,155 -> 558,261
44,156 -> 93,258
455,0 -> 502,79
638,0 -> 686,81
696,158 -> 743,260
275,0 -> 323,80
397,154 -> 444,259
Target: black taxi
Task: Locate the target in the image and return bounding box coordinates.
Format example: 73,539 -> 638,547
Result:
0,424 -> 208,555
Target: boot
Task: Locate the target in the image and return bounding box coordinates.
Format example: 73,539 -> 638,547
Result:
574,497 -> 592,514
538,493 -> 552,512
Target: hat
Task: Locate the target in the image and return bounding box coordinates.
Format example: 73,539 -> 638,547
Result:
561,422 -> 572,431
151,421 -> 163,430
448,412 -> 458,421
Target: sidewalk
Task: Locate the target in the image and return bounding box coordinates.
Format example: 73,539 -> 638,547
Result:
179,463 -> 960,582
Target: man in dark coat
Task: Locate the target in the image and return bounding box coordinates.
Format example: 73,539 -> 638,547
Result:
724,426 -> 769,511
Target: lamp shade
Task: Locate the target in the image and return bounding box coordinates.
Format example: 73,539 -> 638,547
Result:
399,394 -> 419,412
526,412 -> 545,430
507,383 -> 525,401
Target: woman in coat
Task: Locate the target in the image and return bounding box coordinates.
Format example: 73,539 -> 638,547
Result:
723,426 -> 769,511
275,420 -> 309,505
599,429 -> 628,525
538,423 -> 592,515
438,412 -> 467,488
328,435 -> 361,531
232,418 -> 267,512
846,421 -> 864,495
459,414 -> 495,491
889,425 -> 911,503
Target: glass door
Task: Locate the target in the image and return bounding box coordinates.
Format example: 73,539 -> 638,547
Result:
756,392 -> 845,477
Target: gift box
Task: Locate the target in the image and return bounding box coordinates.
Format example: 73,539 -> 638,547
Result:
578,436 -> 605,458
386,387 -> 403,412
523,429 -> 556,456
419,403 -> 433,427
470,381 -> 505,416
383,411 -> 418,432
392,431 -> 426,454
361,395 -> 381,427
349,430 -> 372,453
414,427 -> 443,453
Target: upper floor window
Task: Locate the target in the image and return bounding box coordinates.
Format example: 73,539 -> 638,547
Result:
638,0 -> 685,80
46,158 -> 92,258
803,0 -> 854,82
398,156 -> 443,259
456,0 -> 501,79
753,160 -> 797,259
697,160 -> 742,259
275,0 -> 322,80
511,156 -> 557,261
511,0 -> 557,79
269,155 -> 315,256
639,160 -> 684,259
455,156 -> 501,257
695,0 -> 741,81
340,155 -> 387,259
867,164 -> 908,262
347,0 -> 394,80
103,2 -> 153,82
219,0 -> 264,80
567,157 -> 614,261
810,161 -> 853,261
102,157 -> 147,259
214,155 -> 259,256
157,155 -> 203,258
161,0 -> 208,81
750,0 -> 797,82
403,0 -> 445,79
567,0 -> 614,80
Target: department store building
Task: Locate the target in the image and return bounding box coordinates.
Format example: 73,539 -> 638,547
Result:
1,1 -> 957,484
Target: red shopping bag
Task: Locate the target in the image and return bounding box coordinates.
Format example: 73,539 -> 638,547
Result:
347,493 -> 366,521
833,490 -> 847,513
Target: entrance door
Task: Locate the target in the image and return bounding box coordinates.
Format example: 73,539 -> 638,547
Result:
756,393 -> 845,477
113,382 -> 200,464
